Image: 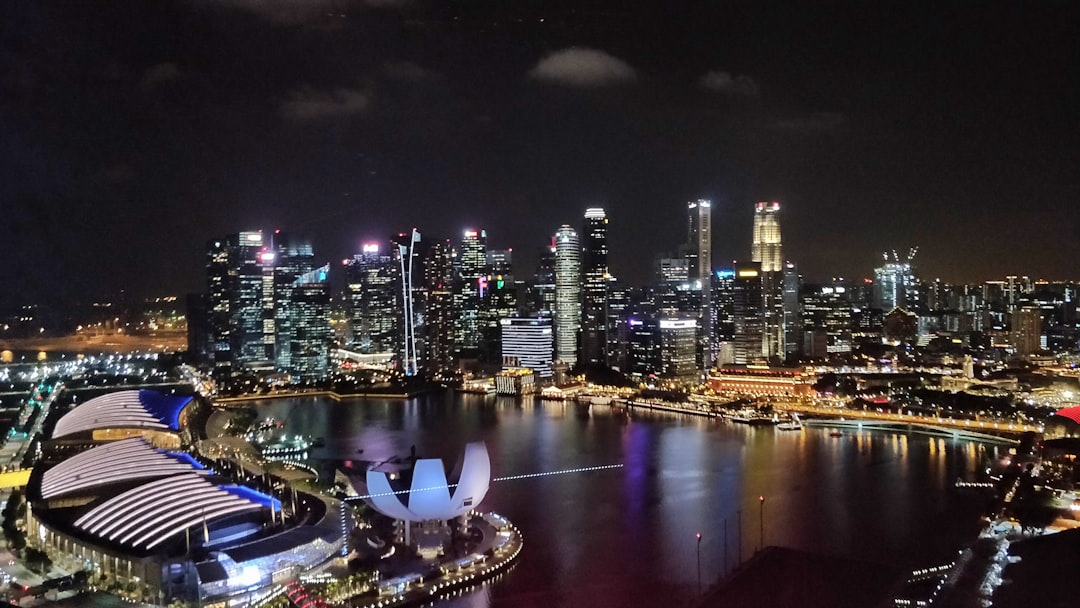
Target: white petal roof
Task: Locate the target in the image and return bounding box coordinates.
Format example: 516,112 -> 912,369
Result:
366,441 -> 490,522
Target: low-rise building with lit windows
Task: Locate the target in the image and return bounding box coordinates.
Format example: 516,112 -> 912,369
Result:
707,365 -> 818,398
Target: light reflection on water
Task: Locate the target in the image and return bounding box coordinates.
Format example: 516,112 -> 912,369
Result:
247,393 -> 995,607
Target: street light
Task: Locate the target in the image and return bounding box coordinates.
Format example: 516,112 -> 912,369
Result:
696,532 -> 702,595
759,496 -> 765,552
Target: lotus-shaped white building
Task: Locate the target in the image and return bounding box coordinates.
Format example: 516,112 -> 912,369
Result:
365,441 -> 490,522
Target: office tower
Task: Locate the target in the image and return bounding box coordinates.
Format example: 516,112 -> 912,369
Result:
659,318 -> 699,384
606,282 -> 632,370
581,208 -> 609,367
553,225 -> 581,365
782,261 -> 801,358
1010,307 -> 1042,356
479,249 -> 517,362
656,256 -> 690,285
686,200 -> 712,282
749,202 -> 784,360
344,244 -> 399,354
289,264 -> 331,382
423,238 -> 455,376
801,281 -> 856,357
751,202 -> 783,273
454,229 -> 487,353
395,229 -> 423,376
712,269 -> 736,364
873,248 -> 919,310
272,235 -> 314,371
500,317 -> 554,378
205,230 -> 330,383
527,242 -> 558,318
206,231 -> 272,381
732,262 -> 765,364
626,317 -> 661,379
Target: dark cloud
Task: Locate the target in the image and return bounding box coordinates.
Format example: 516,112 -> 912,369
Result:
280,86 -> 371,120
529,48 -> 637,87
382,61 -> 441,84
699,70 -> 759,98
771,112 -> 847,132
211,0 -> 362,25
141,62 -> 183,88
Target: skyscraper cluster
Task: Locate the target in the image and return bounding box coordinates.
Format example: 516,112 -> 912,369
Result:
188,196 -> 1061,390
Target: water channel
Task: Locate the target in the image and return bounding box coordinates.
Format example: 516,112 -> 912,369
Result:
247,393 -> 998,607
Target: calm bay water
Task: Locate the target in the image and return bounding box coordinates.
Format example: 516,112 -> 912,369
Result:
248,393 -> 995,607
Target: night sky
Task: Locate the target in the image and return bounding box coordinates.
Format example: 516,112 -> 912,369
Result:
3,1 -> 1079,312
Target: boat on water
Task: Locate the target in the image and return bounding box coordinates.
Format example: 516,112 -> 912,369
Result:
727,409 -> 777,426
776,413 -> 804,431
829,430 -> 844,437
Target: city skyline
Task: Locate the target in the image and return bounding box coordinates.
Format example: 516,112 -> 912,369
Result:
3,2 -> 1079,312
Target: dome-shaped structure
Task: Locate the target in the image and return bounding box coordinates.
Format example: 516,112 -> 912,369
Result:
365,441 -> 490,522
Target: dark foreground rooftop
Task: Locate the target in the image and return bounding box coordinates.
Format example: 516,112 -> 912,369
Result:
695,546 -> 902,608
992,527 -> 1080,608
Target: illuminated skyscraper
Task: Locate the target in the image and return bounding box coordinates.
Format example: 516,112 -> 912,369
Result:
553,225 -> 581,365
344,244 -> 399,354
500,317 -> 554,377
873,248 -> 919,310
288,264 -> 331,381
751,202 -> 786,359
686,200 -> 712,282
454,229 -> 487,353
422,238 -> 455,375
581,208 -> 609,366
732,262 -> 765,364
751,202 -> 783,273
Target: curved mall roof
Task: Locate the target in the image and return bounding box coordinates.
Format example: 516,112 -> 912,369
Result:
366,441 -> 490,522
39,437 -> 207,499
52,389 -> 192,438
73,473 -> 279,551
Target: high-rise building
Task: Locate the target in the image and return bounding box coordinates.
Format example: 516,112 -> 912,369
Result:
454,229 -> 487,353
205,230 -> 330,384
395,229 -> 424,376
873,248 -> 920,310
288,264 -> 331,382
659,318 -> 699,384
782,261 -> 801,358
1010,307 -> 1042,356
581,208 -> 609,367
500,317 -> 554,378
553,225 -> 581,365
344,244 -> 399,354
732,262 -> 765,364
479,249 -> 517,363
686,200 -> 712,282
751,202 -> 783,273
423,238 -> 455,376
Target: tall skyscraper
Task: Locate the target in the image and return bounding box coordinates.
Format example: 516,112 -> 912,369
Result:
686,200 -> 712,282
454,229 -> 487,353
751,202 -> 783,273
732,262 -> 765,364
751,202 -> 785,359
396,229 -> 423,376
422,238 -> 455,376
782,261 -> 801,358
344,244 -> 399,354
553,225 -> 581,365
581,207 -> 609,367
288,264 -> 331,382
873,248 -> 919,310
479,249 -> 516,362
205,230 -> 330,384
